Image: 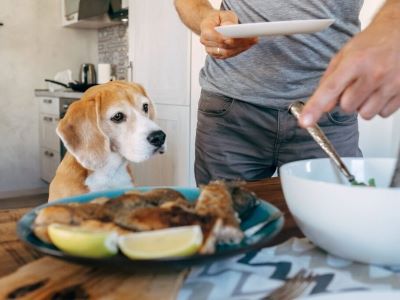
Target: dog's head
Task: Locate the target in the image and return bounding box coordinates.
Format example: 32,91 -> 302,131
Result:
57,81 -> 166,170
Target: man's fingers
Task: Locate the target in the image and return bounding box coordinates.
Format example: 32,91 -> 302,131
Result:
299,58 -> 358,127
339,77 -> 375,113
379,95 -> 400,118
358,88 -> 392,120
201,29 -> 226,46
201,28 -> 258,49
206,44 -> 255,59
201,39 -> 225,48
224,37 -> 258,47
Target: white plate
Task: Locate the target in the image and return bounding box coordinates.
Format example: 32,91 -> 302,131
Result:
215,19 -> 334,38
301,290 -> 400,300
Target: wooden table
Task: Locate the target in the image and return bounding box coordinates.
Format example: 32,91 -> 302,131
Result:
0,178 -> 303,299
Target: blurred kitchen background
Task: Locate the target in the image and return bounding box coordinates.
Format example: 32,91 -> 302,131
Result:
0,0 -> 399,201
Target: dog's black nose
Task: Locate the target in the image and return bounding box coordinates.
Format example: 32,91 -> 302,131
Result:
147,130 -> 166,147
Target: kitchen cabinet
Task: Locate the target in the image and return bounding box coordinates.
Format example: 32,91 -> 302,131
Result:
60,0 -> 127,29
128,0 -> 220,187
129,0 -> 190,106
128,0 -> 193,186
132,105 -> 190,186
38,97 -> 61,183
36,91 -> 82,183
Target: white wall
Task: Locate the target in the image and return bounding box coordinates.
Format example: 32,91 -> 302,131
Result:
358,0 -> 400,158
0,0 -> 98,197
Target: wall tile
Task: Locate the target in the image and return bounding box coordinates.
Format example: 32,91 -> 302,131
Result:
98,24 -> 128,80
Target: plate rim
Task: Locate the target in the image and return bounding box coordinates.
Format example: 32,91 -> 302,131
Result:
215,18 -> 335,37
17,186 -> 285,267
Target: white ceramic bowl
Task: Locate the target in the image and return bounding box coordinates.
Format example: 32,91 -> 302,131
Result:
280,158 -> 400,265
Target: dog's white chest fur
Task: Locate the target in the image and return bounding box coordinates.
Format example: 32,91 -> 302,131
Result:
84,153 -> 133,192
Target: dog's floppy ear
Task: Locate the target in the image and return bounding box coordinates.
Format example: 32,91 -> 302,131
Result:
57,95 -> 110,170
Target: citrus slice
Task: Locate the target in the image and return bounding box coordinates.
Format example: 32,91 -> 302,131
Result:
48,223 -> 118,258
118,225 -> 203,259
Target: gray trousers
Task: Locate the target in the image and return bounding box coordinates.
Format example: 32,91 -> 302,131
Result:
195,90 -> 362,185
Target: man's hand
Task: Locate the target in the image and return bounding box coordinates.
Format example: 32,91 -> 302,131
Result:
300,6 -> 400,128
200,10 -> 258,59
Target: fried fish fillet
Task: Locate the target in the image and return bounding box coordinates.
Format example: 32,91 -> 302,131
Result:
195,181 -> 244,246
33,202 -> 106,243
99,189 -> 189,221
32,189 -> 188,243
116,181 -> 255,253
33,184 -> 258,255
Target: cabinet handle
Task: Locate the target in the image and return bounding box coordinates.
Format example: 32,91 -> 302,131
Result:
43,99 -> 53,104
43,116 -> 53,122
44,150 -> 54,157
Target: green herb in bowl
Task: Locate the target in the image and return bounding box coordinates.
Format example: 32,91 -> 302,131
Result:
351,178 -> 376,187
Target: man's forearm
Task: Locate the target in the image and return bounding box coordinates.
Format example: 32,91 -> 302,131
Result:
174,0 -> 216,34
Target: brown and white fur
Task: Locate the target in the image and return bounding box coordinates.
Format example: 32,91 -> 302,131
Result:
48,81 -> 166,202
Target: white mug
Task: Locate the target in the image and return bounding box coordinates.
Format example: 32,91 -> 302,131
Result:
97,63 -> 112,84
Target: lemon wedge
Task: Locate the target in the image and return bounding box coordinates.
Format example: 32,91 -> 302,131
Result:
118,225 -> 203,259
48,223 -> 118,258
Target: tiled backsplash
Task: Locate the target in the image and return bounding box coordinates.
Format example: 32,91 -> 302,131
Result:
98,24 -> 129,80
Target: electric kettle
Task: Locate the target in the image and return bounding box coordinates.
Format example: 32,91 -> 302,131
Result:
79,63 -> 96,85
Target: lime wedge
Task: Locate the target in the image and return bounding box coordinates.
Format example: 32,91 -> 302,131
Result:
118,225 -> 203,259
48,223 -> 118,258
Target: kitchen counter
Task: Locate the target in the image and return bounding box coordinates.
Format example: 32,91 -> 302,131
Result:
34,89 -> 84,98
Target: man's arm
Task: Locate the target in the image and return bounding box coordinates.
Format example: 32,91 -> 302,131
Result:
300,0 -> 400,127
174,0 -> 258,59
174,0 -> 215,35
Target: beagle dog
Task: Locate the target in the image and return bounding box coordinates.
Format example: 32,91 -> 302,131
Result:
48,81 -> 166,202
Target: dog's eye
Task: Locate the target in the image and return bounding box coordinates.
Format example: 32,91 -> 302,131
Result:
111,112 -> 125,123
143,103 -> 149,114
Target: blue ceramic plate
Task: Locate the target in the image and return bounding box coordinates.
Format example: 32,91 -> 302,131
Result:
17,187 -> 284,268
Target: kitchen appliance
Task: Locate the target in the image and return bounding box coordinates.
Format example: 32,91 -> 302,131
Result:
79,63 -> 96,85
44,79 -> 96,92
78,0 -> 128,21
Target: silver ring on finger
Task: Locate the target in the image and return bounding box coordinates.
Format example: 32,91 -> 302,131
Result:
216,47 -> 221,55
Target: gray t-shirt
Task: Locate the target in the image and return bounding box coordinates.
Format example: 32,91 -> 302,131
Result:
199,0 -> 363,109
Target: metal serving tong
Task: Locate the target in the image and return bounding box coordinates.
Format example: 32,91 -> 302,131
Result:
289,101 -> 357,185
390,149 -> 400,187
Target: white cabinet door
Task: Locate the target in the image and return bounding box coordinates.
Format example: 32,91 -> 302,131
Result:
131,105 -> 191,186
129,0 -> 191,106
40,148 -> 60,183
39,113 -> 60,151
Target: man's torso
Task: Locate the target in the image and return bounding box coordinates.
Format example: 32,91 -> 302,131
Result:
200,0 -> 364,108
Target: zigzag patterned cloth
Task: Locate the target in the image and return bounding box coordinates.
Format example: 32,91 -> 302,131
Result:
178,238 -> 400,300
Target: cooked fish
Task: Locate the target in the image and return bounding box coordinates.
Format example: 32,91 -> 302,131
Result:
224,181 -> 259,219
33,203 -> 102,243
99,188 -> 189,221
33,189 -> 188,243
195,181 -> 244,245
33,184 -> 254,255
